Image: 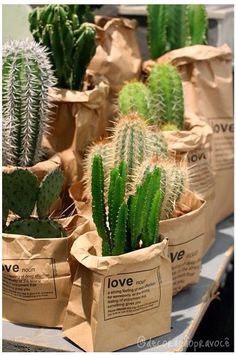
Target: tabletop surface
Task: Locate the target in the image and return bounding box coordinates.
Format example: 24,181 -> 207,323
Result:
2,215 -> 234,352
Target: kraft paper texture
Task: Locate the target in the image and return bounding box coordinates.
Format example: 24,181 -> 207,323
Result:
63,236 -> 172,352
3,215 -> 91,328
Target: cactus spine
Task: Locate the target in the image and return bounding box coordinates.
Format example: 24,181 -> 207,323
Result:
84,114 -> 168,196
118,81 -> 151,120
147,5 -> 207,59
29,5 -> 96,90
2,40 -> 56,167
134,157 -> 187,220
91,155 -> 163,256
3,168 -> 66,238
147,63 -> 184,130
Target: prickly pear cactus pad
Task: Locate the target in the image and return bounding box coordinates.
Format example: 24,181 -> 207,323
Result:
5,218 -> 67,238
37,169 -> 64,219
4,169 -> 38,218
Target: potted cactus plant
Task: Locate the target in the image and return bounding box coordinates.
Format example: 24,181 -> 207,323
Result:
2,39 -> 61,178
62,156 -> 172,351
2,168 -> 90,328
118,63 -> 215,256
144,4 -> 233,224
28,4 -> 110,184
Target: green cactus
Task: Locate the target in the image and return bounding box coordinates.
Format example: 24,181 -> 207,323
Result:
187,5 -> 207,45
2,40 -> 56,167
134,157 -> 187,220
37,169 -> 64,218
3,169 -> 67,238
118,81 -> 151,120
29,5 -> 96,90
147,63 -> 184,130
147,5 -> 168,59
91,155 -> 163,256
147,4 -> 207,59
5,218 -> 67,239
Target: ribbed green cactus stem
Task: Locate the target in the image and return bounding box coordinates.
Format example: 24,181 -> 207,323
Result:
29,5 -> 96,90
147,63 -> 184,130
187,5 -> 207,45
146,129 -> 168,158
91,154 -> 111,255
167,5 -> 191,50
147,5 -> 168,59
112,202 -> 128,256
133,156 -> 187,220
118,81 -> 151,121
2,40 -> 56,167
83,139 -> 113,198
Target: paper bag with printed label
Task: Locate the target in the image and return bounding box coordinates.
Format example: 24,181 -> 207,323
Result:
162,114 -> 215,255
2,215 -> 91,328
160,191 -> 206,296
88,16 -> 142,124
63,235 -> 172,352
44,72 -> 109,185
144,44 -> 233,223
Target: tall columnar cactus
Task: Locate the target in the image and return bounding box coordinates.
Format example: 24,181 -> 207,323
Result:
147,5 -> 168,59
147,63 -> 184,130
3,169 -> 67,238
29,5 -> 96,90
134,157 -> 187,220
118,81 -> 151,120
91,155 -> 163,256
2,40 -> 56,167
83,114 -> 168,196
147,5 -> 207,59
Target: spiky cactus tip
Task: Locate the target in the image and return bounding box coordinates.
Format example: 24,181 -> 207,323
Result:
2,39 -> 56,167
29,5 -> 96,90
118,81 -> 151,121
147,63 -> 184,131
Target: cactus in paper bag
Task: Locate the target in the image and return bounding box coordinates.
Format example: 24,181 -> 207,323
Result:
91,155 -> 163,256
29,5 -> 96,90
2,40 -> 56,167
147,63 -> 184,130
118,81 -> 151,120
134,157 -> 187,220
3,169 -> 67,238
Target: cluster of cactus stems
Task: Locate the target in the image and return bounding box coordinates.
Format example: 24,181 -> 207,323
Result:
118,64 -> 185,131
29,4 -> 96,90
2,39 -> 56,167
133,157 -> 187,220
91,155 -> 163,256
3,169 -> 67,238
84,113 -> 168,196
147,4 -> 207,59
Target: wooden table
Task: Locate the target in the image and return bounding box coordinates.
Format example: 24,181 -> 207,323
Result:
2,215 -> 234,352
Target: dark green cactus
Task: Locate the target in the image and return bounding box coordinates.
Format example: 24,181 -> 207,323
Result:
147,5 -> 168,59
5,218 -> 67,239
91,155 -> 163,256
2,40 -> 56,167
3,168 -> 67,238
147,63 -> 184,130
118,81 -> 151,120
147,4 -> 207,59
29,5 -> 96,90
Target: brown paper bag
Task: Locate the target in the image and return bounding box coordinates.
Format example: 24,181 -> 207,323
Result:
162,114 -> 215,255
63,234 -> 172,352
89,16 -> 142,124
144,44 -> 233,223
160,191 -> 206,296
45,72 -> 110,184
2,215 -> 91,328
